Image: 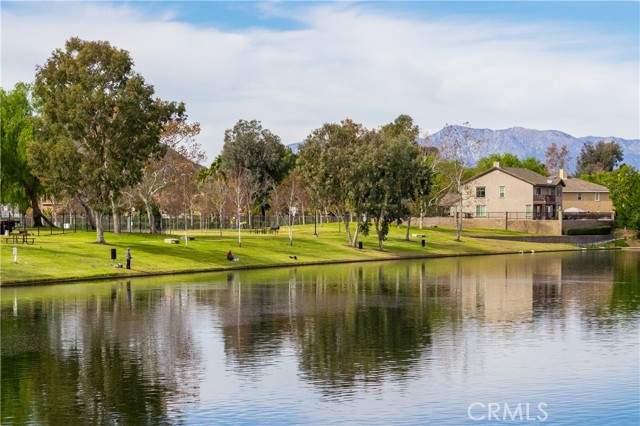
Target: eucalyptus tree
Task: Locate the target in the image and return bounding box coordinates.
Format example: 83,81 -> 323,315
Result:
297,119 -> 368,247
220,119 -> 293,226
0,83 -> 53,227
30,37 -> 183,243
378,114 -> 431,242
360,127 -> 425,251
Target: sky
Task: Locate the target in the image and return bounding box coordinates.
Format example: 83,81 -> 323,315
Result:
2,1 -> 639,163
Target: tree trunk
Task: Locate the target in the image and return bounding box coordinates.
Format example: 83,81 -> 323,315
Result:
95,211 -> 105,243
145,201 -> 156,234
27,183 -> 55,227
353,214 -> 361,247
219,211 -> 223,236
343,212 -> 354,246
374,217 -> 384,251
77,197 -> 97,230
111,198 -> 121,234
405,216 -> 412,241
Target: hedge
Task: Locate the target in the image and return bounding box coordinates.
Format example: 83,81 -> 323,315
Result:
563,226 -> 612,236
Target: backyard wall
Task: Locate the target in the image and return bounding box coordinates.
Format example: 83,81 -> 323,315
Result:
422,216 -> 562,235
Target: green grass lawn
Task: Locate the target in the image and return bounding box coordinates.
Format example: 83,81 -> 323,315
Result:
0,223 -> 578,285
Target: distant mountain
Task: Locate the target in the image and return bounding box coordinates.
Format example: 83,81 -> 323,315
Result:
287,126 -> 639,171
428,126 -> 640,171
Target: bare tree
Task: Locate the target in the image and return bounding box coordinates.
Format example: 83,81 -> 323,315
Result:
274,172 -> 305,246
228,168 -> 250,247
202,171 -> 231,236
545,142 -> 572,174
155,121 -> 206,245
434,123 -> 484,241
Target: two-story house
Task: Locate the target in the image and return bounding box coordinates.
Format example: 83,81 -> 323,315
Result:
460,162 -> 564,219
557,169 -> 612,213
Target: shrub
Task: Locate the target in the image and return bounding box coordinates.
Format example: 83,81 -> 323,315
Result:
563,226 -> 612,236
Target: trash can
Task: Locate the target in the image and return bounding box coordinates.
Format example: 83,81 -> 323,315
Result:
111,248 -> 117,260
358,241 -> 363,249
421,239 -> 425,247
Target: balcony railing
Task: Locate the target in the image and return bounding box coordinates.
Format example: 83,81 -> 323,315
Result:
533,194 -> 556,203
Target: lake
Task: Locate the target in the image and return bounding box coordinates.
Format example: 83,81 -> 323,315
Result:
2,250 -> 639,425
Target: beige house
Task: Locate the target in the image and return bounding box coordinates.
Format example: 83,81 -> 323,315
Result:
557,169 -> 612,213
460,162 -> 564,219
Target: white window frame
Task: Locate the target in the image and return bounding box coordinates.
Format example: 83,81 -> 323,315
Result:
595,192 -> 600,201
499,186 -> 505,199
525,205 -> 532,219
475,205 -> 486,217
577,192 -> 583,201
476,186 -> 486,198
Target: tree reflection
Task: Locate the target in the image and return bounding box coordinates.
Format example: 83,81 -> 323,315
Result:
1,283 -> 200,425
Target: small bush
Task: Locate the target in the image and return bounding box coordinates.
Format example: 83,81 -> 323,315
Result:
563,226 -> 612,236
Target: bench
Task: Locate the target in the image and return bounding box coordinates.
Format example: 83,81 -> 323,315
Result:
412,233 -> 426,237
4,233 -> 35,245
164,238 -> 180,244
180,236 -> 195,241
269,226 -> 280,234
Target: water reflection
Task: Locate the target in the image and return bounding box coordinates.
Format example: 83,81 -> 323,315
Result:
2,251 -> 638,425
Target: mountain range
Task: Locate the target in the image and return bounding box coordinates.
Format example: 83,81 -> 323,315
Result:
427,126 -> 639,172
288,126 -> 639,172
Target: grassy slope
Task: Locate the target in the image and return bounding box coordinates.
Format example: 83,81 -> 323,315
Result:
0,223 -> 577,285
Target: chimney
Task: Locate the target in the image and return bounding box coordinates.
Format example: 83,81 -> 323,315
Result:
493,161 -> 500,168
559,169 -> 567,179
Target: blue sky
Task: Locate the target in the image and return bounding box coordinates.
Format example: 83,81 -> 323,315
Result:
2,1 -> 638,161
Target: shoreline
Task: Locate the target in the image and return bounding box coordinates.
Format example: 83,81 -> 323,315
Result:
3,247 -> 623,288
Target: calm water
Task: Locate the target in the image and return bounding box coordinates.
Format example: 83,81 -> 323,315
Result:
2,251 -> 639,425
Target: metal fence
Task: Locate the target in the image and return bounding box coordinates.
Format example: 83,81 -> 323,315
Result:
17,212 -> 341,235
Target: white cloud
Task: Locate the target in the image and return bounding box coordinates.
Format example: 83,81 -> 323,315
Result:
2,2 -> 638,162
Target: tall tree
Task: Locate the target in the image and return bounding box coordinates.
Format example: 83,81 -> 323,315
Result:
0,83 -> 53,227
545,142 -> 572,174
29,38 -> 182,243
220,119 -> 292,224
361,128 -> 424,251
575,140 -> 624,176
378,114 -> 431,242
297,119 -> 368,247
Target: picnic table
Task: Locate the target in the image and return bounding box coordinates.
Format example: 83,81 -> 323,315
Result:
4,230 -> 35,245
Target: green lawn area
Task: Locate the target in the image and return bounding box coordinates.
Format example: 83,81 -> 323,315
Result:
1,223 -> 578,285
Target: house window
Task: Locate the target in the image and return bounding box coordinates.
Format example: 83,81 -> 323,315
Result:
535,187 -> 542,195
525,205 -> 532,219
476,186 -> 486,198
595,193 -> 600,201
475,205 -> 486,217
499,186 -> 505,198
577,192 -> 583,200
556,187 -> 562,197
